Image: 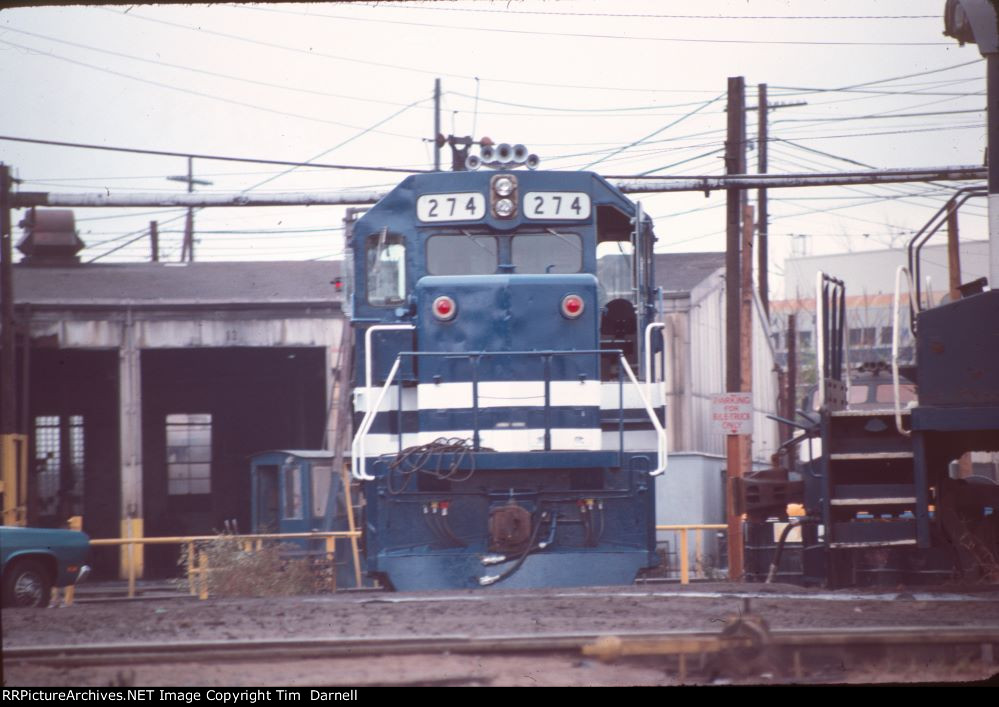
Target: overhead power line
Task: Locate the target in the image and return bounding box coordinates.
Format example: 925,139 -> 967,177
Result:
773,108 -> 985,124
1,26 -> 432,112
237,4 -> 952,46
0,38 -> 422,141
351,3 -> 937,21
581,94 -> 724,170
0,135 -> 430,174
773,59 -> 984,94
110,8 -> 957,96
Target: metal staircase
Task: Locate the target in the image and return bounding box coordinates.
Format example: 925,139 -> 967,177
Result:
820,409 -> 922,551
803,273 -> 932,586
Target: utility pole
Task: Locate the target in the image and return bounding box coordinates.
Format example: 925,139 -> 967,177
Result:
946,202 -> 962,300
1,165 -> 15,439
433,79 -> 442,172
786,312 -> 798,440
1,163 -> 26,526
753,89 -> 808,319
945,202 -> 974,479
725,203 -> 755,583
757,83 -> 769,319
724,77 -> 746,581
725,76 -> 746,395
942,0 -> 998,297
167,158 -> 211,262
150,221 -> 159,263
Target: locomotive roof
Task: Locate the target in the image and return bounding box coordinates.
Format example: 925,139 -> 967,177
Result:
12,260 -> 344,308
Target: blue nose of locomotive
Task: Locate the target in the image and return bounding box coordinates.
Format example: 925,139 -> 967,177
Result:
415,273 -> 600,382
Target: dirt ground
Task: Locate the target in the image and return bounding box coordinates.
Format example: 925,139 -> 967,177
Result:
4,582 -> 999,686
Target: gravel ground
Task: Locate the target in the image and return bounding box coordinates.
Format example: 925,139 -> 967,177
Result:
4,582 -> 999,686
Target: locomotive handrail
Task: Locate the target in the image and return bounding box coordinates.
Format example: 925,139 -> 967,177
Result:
891,265 -> 915,437
815,271 -> 847,411
643,321 -> 667,400
352,356 -> 402,480
351,348 -> 668,478
619,354 -> 668,476
905,186 -> 987,331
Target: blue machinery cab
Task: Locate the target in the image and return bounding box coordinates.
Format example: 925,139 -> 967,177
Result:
345,170 -> 667,590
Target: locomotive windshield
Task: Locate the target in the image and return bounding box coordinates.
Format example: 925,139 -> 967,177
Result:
426,230 -> 582,275
511,231 -> 581,274
426,233 -> 498,275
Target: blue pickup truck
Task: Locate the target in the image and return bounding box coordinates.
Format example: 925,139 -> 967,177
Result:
1,526 -> 91,607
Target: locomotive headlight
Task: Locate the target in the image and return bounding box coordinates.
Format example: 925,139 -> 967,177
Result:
493,175 -> 515,197
494,198 -> 515,218
490,173 -> 518,219
432,295 -> 457,321
561,294 -> 585,319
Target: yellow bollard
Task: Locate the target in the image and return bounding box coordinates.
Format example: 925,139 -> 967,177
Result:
325,536 -> 336,593
187,541 -> 197,596
118,517 -> 144,584
198,551 -> 209,600
679,529 -> 690,585
127,540 -> 136,599
694,530 -> 703,580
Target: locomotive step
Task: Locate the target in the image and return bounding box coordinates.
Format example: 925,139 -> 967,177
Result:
828,519 -> 917,547
829,451 -> 914,460
829,496 -> 916,507
829,539 -> 918,548
829,497 -> 916,506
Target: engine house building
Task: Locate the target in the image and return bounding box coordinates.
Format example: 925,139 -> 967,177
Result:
8,227 -> 344,576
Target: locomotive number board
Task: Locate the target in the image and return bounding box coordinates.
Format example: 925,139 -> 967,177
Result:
524,192 -> 591,220
416,193 -> 486,222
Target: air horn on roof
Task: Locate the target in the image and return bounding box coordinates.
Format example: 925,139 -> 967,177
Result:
465,140 -> 540,171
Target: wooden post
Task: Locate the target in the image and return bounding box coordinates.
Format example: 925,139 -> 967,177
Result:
149,221 -> 159,262
726,205 -> 754,583
725,77 -> 746,394
947,200 -> 962,301
757,83 -> 769,319
787,313 -> 797,418
946,199 -> 974,479
725,78 -> 747,583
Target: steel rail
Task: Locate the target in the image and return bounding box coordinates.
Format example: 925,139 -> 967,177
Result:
5,625 -> 997,668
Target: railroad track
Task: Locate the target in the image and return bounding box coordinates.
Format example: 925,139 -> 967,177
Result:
6,625 -> 997,668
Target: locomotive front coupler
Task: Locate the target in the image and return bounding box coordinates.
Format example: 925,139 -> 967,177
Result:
478,511 -> 557,583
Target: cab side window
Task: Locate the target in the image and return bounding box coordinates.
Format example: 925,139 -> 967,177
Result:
366,230 -> 406,306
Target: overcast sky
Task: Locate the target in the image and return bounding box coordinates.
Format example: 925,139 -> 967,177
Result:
0,1 -> 989,295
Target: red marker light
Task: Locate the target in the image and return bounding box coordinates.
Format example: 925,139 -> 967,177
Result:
433,295 -> 457,321
561,294 -> 584,319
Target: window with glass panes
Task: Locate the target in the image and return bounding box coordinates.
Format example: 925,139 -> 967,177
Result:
33,415 -> 84,518
166,414 -> 212,495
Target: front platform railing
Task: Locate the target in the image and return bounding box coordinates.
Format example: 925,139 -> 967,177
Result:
352,349 -> 667,481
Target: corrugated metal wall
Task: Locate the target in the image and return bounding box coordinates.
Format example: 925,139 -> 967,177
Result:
663,268 -> 780,463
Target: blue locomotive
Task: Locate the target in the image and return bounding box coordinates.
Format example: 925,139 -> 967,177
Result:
345,154 -> 667,590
